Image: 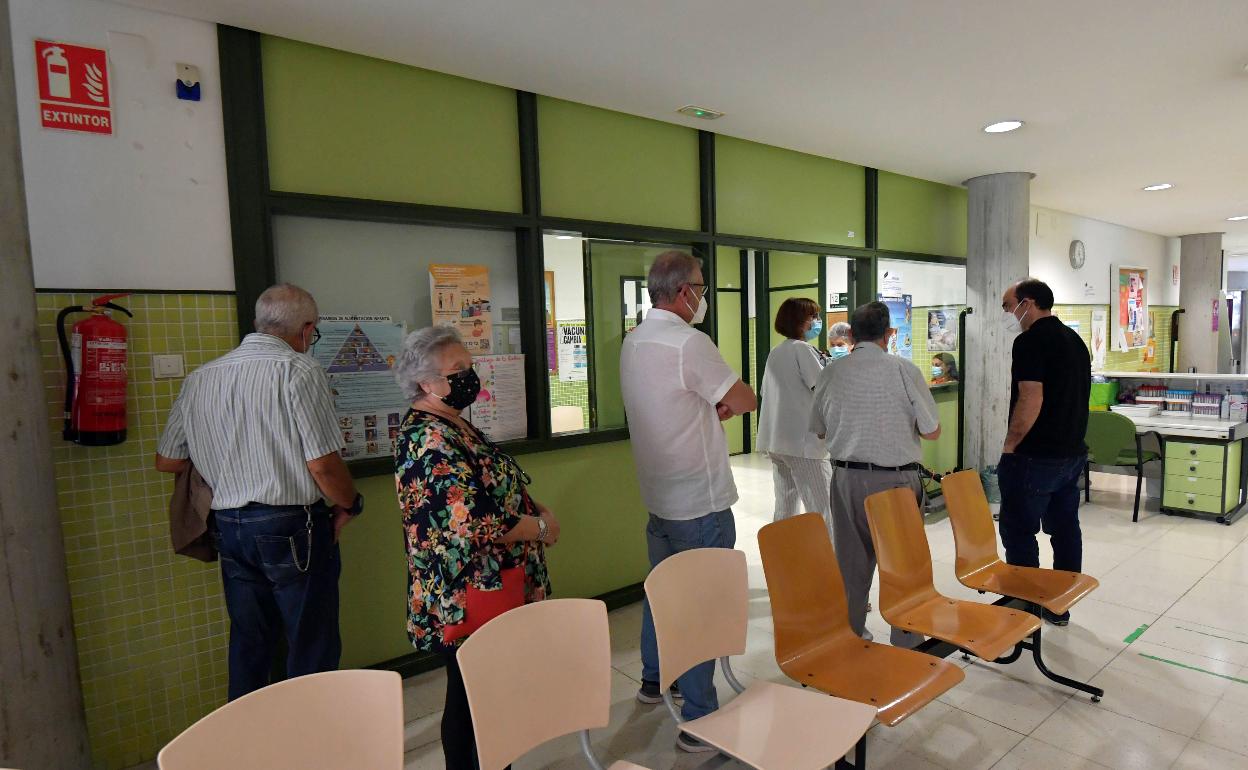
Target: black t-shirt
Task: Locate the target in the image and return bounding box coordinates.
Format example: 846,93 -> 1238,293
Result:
1009,316 -> 1091,457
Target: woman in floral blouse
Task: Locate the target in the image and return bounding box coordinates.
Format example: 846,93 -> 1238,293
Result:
393,325 -> 558,770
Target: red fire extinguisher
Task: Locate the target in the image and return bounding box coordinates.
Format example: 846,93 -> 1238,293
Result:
56,294 -> 133,446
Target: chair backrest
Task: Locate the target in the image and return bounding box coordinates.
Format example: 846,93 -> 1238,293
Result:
457,599 -> 611,770
550,405 -> 584,433
644,548 -> 749,692
758,513 -> 858,662
157,669 -> 403,770
940,470 -> 1004,580
1085,411 -> 1137,465
864,487 -> 940,618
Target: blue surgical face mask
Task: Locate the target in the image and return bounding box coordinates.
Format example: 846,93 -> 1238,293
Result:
803,319 -> 823,341
829,345 -> 849,360
932,365 -> 943,378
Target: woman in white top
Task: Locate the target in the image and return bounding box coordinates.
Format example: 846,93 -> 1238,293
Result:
755,298 -> 834,529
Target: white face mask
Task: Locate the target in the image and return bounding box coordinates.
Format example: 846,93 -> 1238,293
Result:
1002,300 -> 1028,334
684,289 -> 708,325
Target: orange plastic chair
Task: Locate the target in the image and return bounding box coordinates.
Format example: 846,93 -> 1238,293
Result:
157,670 -> 403,769
758,512 -> 965,726
645,548 -> 877,770
942,470 -> 1099,615
864,488 -> 1039,662
457,598 -> 650,770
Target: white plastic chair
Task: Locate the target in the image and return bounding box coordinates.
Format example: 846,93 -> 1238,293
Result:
157,669 -> 403,769
645,548 -> 878,770
458,598 -> 650,770
551,405 -> 585,433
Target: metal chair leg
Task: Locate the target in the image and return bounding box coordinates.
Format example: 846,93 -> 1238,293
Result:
1026,624 -> 1104,702
1133,462 -> 1143,523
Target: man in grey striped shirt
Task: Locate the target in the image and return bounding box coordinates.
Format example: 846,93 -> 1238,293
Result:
156,284 -> 361,700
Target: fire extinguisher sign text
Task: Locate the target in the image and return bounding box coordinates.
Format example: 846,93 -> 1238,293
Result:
34,40 -> 112,135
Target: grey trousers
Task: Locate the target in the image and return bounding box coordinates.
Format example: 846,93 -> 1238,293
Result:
829,466 -> 923,648
768,453 -> 834,537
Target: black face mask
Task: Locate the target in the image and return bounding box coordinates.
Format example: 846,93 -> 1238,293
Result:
440,368 -> 482,411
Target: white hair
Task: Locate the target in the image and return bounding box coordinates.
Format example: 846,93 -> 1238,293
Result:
395,325 -> 462,400
254,284 -> 317,337
830,321 -> 852,340
646,251 -> 702,305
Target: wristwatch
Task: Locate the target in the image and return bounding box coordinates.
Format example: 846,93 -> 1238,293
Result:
535,515 -> 548,542
346,492 -> 365,517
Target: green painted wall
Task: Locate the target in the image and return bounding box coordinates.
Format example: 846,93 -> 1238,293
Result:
716,291 -> 746,454
878,171 -> 968,257
538,96 -> 700,229
716,136 -> 865,246
768,250 -> 821,287
341,441 -> 649,666
262,37 -> 522,212
922,388 -> 960,474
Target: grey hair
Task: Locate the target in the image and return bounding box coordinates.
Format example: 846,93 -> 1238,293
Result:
849,301 -> 892,343
829,321 -> 852,340
647,251 -> 703,305
395,325 -> 462,400
254,283 -> 318,337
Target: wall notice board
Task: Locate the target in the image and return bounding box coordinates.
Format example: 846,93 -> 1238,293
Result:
1112,265 -> 1149,351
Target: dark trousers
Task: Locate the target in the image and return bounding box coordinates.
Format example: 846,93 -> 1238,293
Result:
442,649 -> 511,770
210,504 -> 341,701
997,453 -> 1087,573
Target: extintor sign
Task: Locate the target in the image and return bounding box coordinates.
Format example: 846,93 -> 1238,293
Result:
34,39 -> 113,135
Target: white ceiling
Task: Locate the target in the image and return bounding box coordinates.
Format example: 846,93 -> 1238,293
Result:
117,0 -> 1248,253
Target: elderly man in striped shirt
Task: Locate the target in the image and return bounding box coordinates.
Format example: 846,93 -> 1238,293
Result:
156,284 -> 362,700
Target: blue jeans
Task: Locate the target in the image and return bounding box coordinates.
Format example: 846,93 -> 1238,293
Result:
640,509 -> 736,721
210,504 -> 342,700
997,453 -> 1087,573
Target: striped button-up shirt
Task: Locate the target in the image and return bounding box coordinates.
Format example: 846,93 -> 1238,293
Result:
157,333 -> 343,509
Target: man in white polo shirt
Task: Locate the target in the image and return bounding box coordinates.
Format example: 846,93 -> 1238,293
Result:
620,251 -> 756,753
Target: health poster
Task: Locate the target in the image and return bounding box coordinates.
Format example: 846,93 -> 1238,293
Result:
1113,265 -> 1148,350
557,323 -> 588,382
430,264 -> 493,354
927,308 -> 957,352
312,315 -> 408,461
1091,308 -> 1107,370
467,354 -> 527,442
877,294 -> 913,360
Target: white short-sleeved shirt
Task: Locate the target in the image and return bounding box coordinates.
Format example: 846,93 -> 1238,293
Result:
157,333 -> 344,509
755,339 -> 828,459
620,309 -> 740,520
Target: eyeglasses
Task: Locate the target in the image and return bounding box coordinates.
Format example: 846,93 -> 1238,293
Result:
310,326 -> 322,345
686,282 -> 707,297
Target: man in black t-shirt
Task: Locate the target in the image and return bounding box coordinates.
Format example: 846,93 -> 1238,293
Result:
998,278 -> 1091,625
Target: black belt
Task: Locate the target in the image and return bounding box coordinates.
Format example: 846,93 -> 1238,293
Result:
832,460 -> 922,472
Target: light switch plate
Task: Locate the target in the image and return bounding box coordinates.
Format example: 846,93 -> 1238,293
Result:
153,353 -> 184,379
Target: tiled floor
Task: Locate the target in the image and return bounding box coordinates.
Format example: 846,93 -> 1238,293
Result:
404,454 -> 1248,769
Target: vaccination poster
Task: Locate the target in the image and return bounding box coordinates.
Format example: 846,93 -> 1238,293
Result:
430,264 -> 493,354
878,294 -> 913,360
1114,265 -> 1148,350
556,322 -> 588,382
927,309 -> 957,352
312,315 -> 408,461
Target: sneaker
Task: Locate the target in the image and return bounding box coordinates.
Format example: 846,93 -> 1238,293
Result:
1042,608 -> 1070,626
636,680 -> 682,704
677,732 -> 716,753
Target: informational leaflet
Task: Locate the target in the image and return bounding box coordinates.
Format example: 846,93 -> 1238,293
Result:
467,354 -> 527,442
878,294 -> 913,360
556,323 -> 588,382
430,264 -> 492,354
312,315 -> 408,461
927,308 -> 957,352
1091,308 -> 1107,370
1115,266 -> 1148,349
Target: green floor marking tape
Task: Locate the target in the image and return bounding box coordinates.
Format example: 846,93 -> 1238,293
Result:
1137,653 -> 1248,685
1123,624 -> 1149,644
1175,625 -> 1248,645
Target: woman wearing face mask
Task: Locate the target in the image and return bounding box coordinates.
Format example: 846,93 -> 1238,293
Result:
931,352 -> 959,384
755,298 -> 834,529
828,321 -> 852,360
392,324 -> 557,770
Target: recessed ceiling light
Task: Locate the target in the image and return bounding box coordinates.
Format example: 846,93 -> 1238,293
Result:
1142,183 -> 1173,191
983,120 -> 1024,133
677,105 -> 724,120
1228,215 -> 1248,222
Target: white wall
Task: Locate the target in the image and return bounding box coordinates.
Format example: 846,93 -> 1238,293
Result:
542,235 -> 587,321
877,258 -> 966,307
1030,206 -> 1180,306
11,0 -> 232,290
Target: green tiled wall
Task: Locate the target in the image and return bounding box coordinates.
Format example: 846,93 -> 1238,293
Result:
1053,304 -> 1177,373
35,292 -> 238,770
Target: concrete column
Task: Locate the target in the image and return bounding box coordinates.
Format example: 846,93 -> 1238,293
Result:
1177,232 -> 1225,372
0,0 -> 92,766
963,172 -> 1033,471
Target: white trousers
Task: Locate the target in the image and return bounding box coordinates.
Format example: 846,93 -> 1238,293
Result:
768,453 -> 834,534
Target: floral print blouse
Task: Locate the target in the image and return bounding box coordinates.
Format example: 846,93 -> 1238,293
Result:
395,409 -> 550,654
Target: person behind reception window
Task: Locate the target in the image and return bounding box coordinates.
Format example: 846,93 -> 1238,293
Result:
620,250 -> 757,754
756,298 -> 834,531
931,352 -> 959,384
996,278 -> 1090,626
154,283 -> 362,701
392,324 -> 557,770
828,320 -> 852,360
